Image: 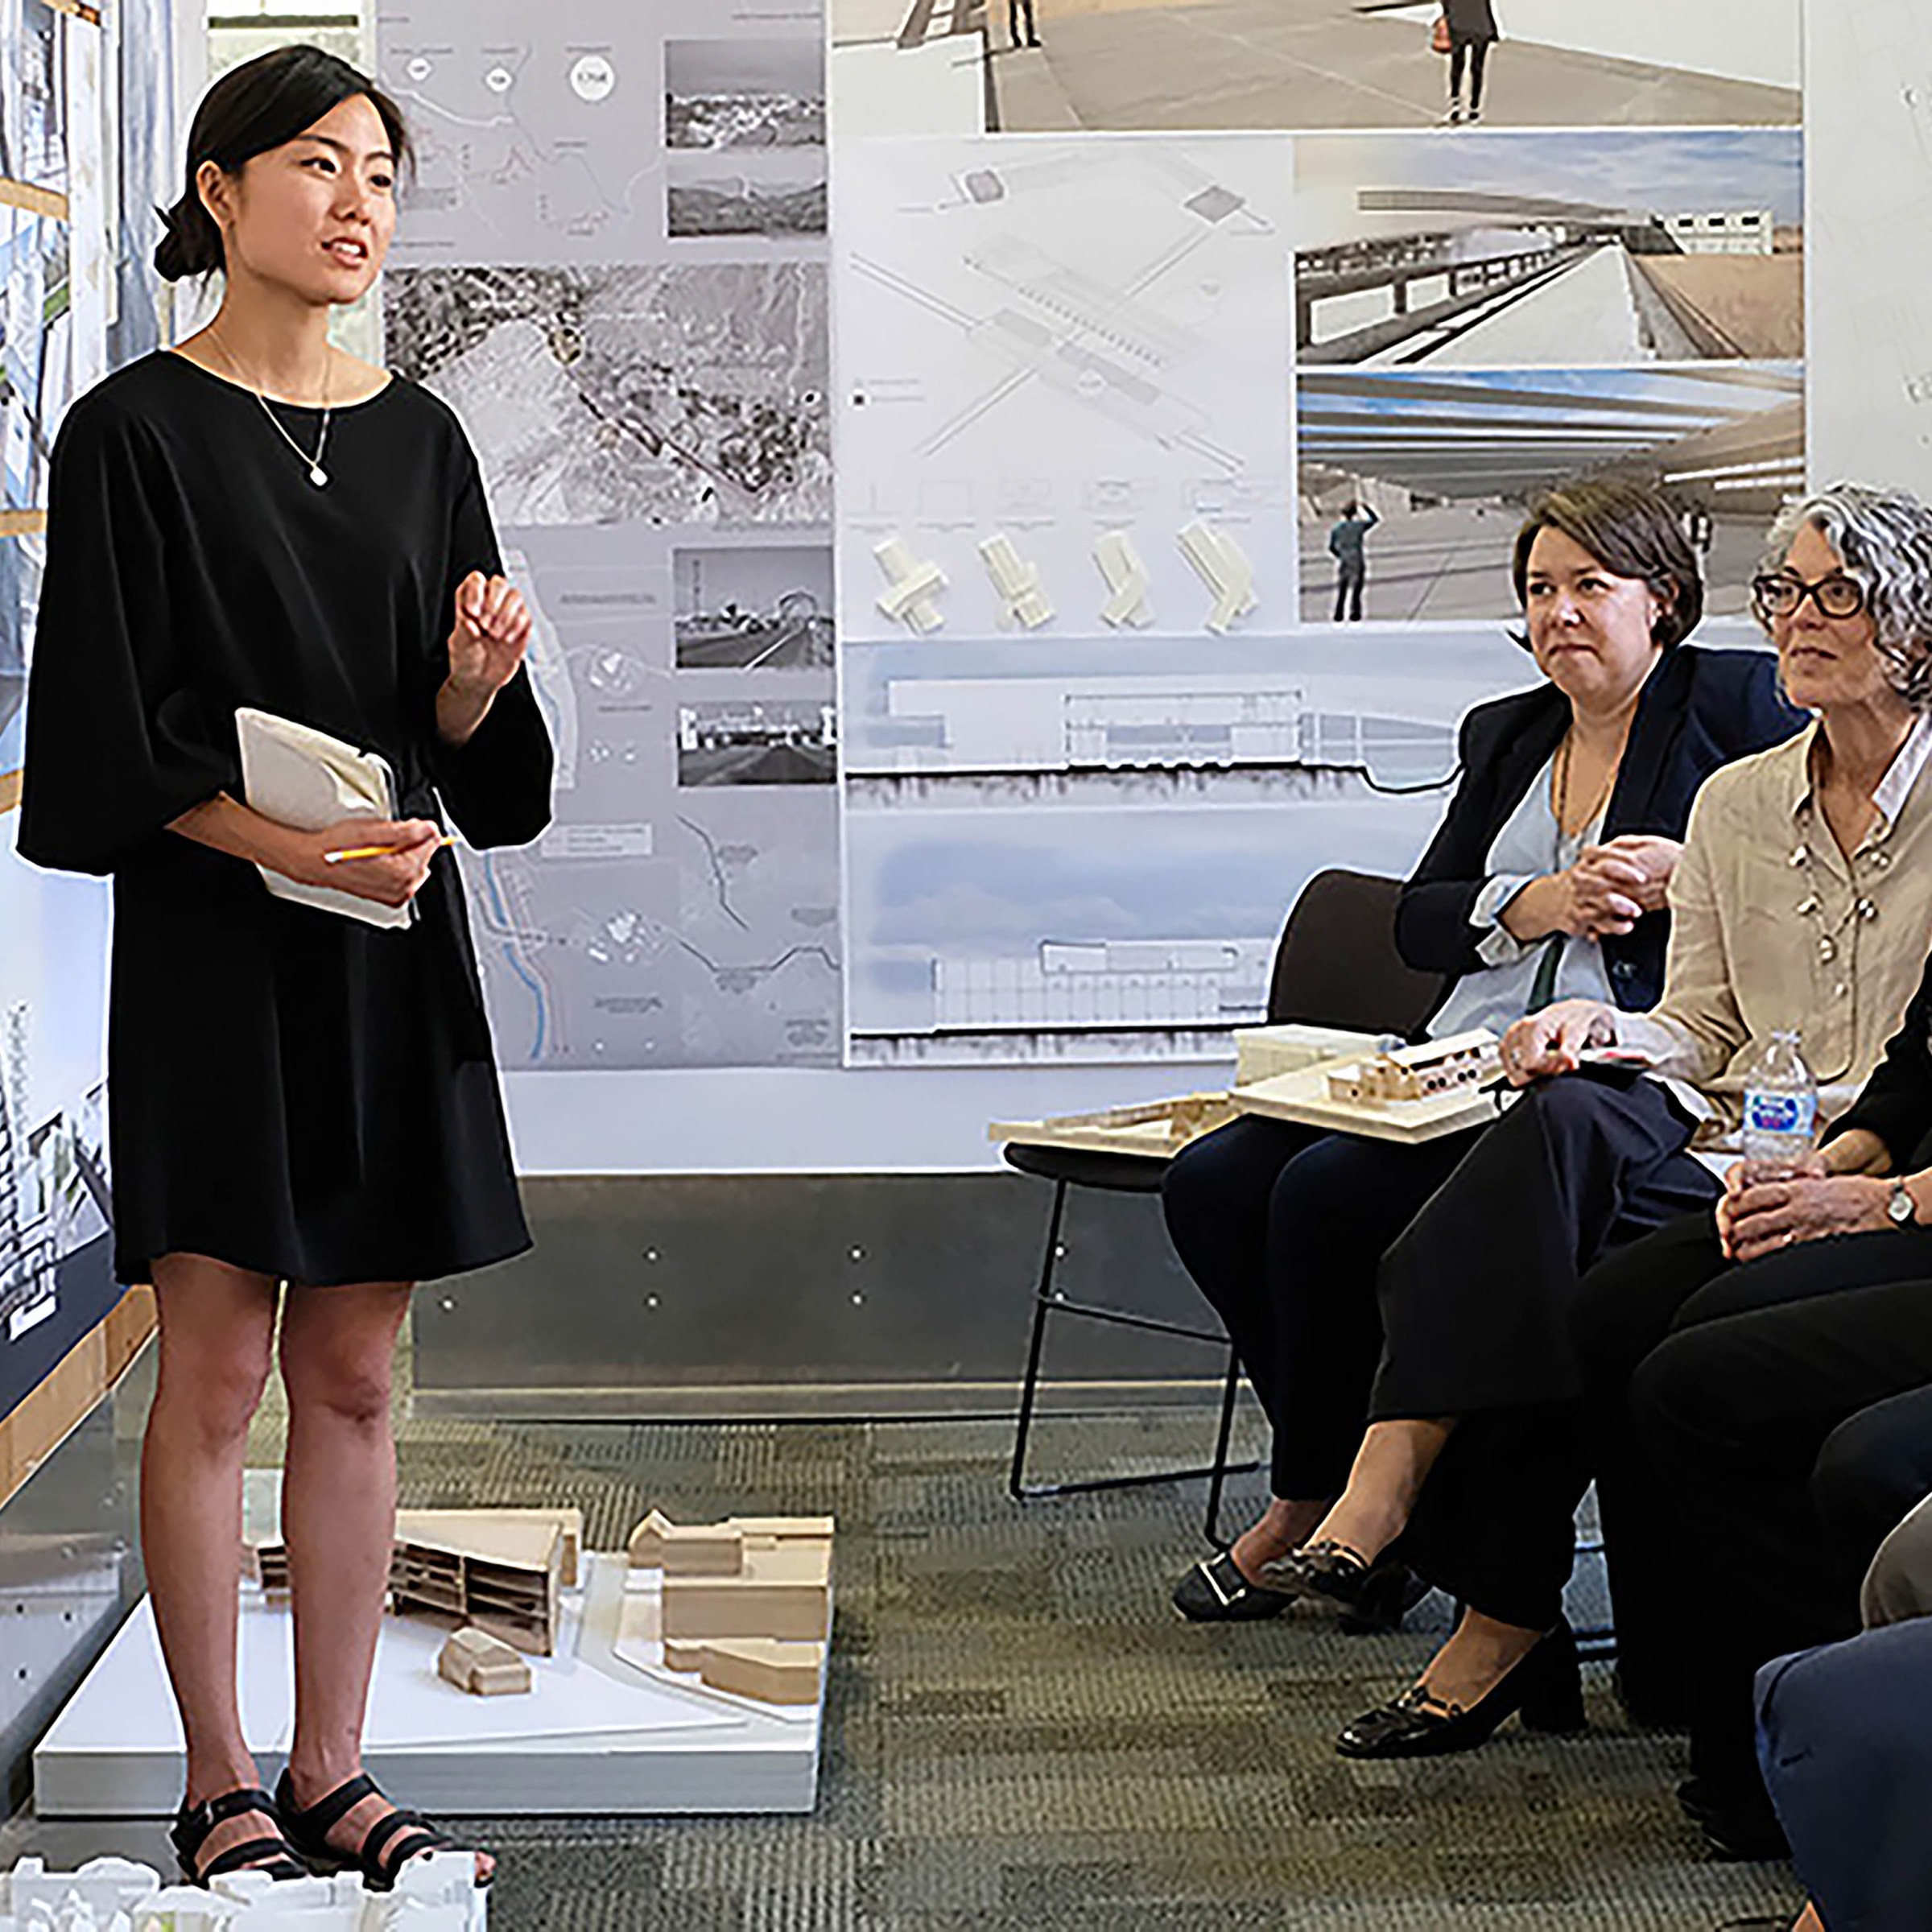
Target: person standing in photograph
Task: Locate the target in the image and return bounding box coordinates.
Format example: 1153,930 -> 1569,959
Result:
15,45 -> 551,1892
1328,500 -> 1380,622
1010,0 -> 1042,51
1440,0 -> 1501,125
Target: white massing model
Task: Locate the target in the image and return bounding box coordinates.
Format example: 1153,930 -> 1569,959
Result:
0,1853 -> 485,1930
1093,530 -> 1152,628
1176,520 -> 1257,634
978,533 -> 1053,630
1325,1029 -> 1501,1105
873,536 -> 947,634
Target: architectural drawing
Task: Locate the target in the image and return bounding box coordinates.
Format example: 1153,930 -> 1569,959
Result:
461,525 -> 840,1072
1298,363 -> 1804,623
386,262 -> 831,528
1295,130 -> 1803,366
0,0 -> 66,195
834,135 -> 1294,639
841,625 -> 1529,1064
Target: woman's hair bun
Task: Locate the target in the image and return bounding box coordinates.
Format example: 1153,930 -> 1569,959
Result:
153,189 -> 225,282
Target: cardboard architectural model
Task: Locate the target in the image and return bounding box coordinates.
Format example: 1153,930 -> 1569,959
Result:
668,1637 -> 825,1705
436,1626 -> 532,1698
1232,1022 -> 1385,1088
1325,1030 -> 1500,1105
626,1510 -> 834,1647
248,1509 -> 581,1658
0,1853 -> 484,1930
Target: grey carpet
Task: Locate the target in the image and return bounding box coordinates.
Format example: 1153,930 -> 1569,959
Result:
8,1398 -> 1803,1929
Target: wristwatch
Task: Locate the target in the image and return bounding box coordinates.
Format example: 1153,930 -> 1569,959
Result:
1887,1177 -> 1918,1227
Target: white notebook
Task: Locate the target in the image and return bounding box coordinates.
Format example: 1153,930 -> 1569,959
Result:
234,707 -> 414,930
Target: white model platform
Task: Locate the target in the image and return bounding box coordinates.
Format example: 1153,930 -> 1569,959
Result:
35,1555 -> 825,1818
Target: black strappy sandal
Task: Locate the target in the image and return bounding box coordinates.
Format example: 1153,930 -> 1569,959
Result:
169,1785 -> 308,1886
274,1769 -> 491,1892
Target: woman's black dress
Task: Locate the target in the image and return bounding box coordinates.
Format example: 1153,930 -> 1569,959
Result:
15,352 -> 553,1287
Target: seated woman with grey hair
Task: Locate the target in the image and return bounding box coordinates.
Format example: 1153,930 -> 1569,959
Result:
1259,484 -> 1932,1776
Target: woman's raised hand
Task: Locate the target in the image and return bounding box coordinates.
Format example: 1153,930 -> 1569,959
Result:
1500,998 -> 1617,1086
446,570 -> 532,699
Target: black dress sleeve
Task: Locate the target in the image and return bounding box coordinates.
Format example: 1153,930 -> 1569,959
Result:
14,399 -> 238,876
419,442 -> 553,851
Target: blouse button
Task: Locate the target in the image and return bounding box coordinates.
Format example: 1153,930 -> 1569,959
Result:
1859,898 -> 1879,921
1789,845 -> 1810,868
1796,896 -> 1820,917
1819,935 -> 1838,963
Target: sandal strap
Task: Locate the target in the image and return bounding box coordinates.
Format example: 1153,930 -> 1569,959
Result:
283,1769 -> 381,1843
200,1838 -> 308,1880
362,1806 -> 452,1881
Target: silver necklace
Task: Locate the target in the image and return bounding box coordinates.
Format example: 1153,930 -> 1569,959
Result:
208,327 -> 333,487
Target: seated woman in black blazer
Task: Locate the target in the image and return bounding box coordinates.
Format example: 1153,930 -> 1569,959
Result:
1163,478 -> 1798,1628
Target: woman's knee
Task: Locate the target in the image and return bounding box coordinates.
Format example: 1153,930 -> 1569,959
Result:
279,1291 -> 409,1426
1629,1325 -> 1728,1460
155,1327 -> 273,1445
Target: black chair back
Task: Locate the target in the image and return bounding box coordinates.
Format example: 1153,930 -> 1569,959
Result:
1265,868 -> 1446,1040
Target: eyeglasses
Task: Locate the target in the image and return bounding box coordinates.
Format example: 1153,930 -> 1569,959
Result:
1752,573 -> 1869,621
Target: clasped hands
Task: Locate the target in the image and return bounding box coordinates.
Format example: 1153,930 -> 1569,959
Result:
299,574 -> 532,909
1505,835 -> 1681,946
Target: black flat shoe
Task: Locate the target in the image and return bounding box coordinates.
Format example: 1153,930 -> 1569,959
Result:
1172,1549 -> 1294,1622
1336,1618 -> 1586,1759
1338,1558 -> 1432,1637
1259,1538 -> 1373,1610
170,1786 -> 308,1886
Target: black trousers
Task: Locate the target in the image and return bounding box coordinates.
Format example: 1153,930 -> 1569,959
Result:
1576,1213 -> 1932,1731
1573,1215 -> 1932,1807
1160,1116 -> 1485,1499
1450,35 -> 1490,109
1333,559 -> 1366,622
1370,1075 -> 1717,1630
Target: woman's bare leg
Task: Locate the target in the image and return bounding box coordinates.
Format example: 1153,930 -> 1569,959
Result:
1229,1497 -> 1328,1582
1417,1606 -> 1544,1710
278,1281 -> 493,1883
1298,1416 -> 1455,1567
145,1252 -> 281,1869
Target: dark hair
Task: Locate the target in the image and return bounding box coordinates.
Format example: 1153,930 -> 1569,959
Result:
1509,478 -> 1705,650
155,45 -> 411,281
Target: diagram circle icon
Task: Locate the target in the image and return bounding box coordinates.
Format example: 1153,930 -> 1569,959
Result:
571,54 -> 617,101
485,64 -> 514,93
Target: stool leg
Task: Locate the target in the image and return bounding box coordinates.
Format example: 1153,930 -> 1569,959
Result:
1007,1177 -> 1070,1501
1202,1340 -> 1243,1546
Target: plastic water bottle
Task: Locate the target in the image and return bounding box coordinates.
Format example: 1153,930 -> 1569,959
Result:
1740,1029 -> 1818,1182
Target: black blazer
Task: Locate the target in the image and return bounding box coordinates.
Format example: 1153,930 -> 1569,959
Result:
1396,645 -> 1803,1013
1828,956 -> 1932,1174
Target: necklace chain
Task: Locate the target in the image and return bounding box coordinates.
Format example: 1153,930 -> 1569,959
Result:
207,326 -> 333,487
1554,732 -> 1616,838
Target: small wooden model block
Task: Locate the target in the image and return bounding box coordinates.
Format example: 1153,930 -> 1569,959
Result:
437,1625 -> 532,1697
663,1637 -> 708,1672
696,1638 -> 825,1705
660,1538 -> 832,1643
1326,1029 -> 1500,1104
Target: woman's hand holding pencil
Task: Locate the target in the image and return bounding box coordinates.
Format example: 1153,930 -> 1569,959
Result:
289,816 -> 448,908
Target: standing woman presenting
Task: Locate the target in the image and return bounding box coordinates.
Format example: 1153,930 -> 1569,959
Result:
15,48 -> 551,1889
1439,0 -> 1500,124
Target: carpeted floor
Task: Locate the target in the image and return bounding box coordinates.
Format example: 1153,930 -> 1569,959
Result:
8,1393 -> 1805,1930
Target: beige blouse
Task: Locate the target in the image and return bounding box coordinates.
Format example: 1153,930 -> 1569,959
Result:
1617,716 -> 1932,1140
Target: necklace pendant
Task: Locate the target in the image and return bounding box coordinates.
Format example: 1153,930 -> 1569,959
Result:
308,464 -> 328,487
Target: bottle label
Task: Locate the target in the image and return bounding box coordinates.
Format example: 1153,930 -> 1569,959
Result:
1743,1091 -> 1816,1139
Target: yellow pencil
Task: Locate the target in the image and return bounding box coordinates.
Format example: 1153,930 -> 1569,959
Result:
322,835 -> 458,865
